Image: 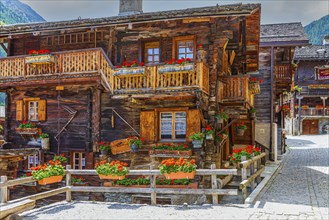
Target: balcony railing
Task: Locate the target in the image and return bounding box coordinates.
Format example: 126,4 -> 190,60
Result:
274,64 -> 292,80
222,75 -> 253,106
299,108 -> 329,116
0,48 -> 209,95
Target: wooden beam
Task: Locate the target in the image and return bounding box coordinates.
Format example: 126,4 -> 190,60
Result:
0,199 -> 35,219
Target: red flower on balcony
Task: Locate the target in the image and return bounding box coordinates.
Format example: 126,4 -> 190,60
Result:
28,49 -> 50,56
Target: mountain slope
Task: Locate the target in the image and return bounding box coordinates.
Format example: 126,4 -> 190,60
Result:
0,0 -> 45,24
304,15 -> 329,45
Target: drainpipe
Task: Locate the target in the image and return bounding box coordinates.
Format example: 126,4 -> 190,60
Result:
269,46 -> 274,161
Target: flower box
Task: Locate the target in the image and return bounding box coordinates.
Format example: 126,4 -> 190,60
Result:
25,54 -> 56,65
249,82 -> 260,94
149,149 -> 192,157
104,182 -> 198,189
158,63 -> 194,74
16,128 -> 40,134
163,171 -> 196,180
98,174 -> 126,180
37,175 -> 63,185
113,66 -> 145,77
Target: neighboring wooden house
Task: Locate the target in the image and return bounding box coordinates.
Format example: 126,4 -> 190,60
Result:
0,1 -> 260,172
255,23 -> 309,159
293,45 -> 329,135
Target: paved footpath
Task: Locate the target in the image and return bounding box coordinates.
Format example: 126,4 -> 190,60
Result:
21,135 -> 328,220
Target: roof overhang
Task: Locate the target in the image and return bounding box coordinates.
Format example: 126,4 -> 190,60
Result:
260,40 -> 310,47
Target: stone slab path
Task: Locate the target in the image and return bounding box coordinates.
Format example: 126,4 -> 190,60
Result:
20,135 -> 329,219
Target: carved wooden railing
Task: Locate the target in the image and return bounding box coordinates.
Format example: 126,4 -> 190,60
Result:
274,64 -> 292,80
0,49 -> 209,95
222,75 -> 253,105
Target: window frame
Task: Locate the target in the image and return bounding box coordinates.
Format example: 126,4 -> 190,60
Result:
27,154 -> 39,169
157,108 -> 188,141
143,41 -> 160,64
172,36 -> 196,61
28,101 -> 39,121
71,152 -> 86,170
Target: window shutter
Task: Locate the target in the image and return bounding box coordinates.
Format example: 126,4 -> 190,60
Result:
85,152 -> 94,169
186,109 -> 201,142
16,100 -> 24,121
140,111 -> 156,142
38,100 -> 46,121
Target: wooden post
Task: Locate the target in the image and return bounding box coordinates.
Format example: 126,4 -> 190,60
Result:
1,176 -> 8,203
249,162 -> 255,191
150,174 -> 156,205
211,164 -> 218,204
256,160 -> 261,184
241,166 -> 248,202
66,165 -> 72,202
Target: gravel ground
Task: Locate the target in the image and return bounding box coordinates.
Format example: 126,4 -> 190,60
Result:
20,134 -> 329,220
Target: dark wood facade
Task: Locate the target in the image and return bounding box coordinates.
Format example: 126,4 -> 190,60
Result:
0,3 -> 261,170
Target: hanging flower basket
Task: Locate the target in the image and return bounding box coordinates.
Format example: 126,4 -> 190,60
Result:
249,82 -> 261,94
163,171 -> 196,180
37,175 -> 63,185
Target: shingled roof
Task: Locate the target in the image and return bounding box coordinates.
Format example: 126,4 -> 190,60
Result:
260,22 -> 309,45
294,45 -> 329,61
0,3 -> 260,36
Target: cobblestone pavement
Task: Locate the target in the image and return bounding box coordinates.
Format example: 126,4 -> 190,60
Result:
21,135 -> 329,220
250,134 -> 329,219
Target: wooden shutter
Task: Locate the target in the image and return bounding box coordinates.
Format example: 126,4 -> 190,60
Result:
38,100 -> 46,121
140,111 -> 156,142
85,152 -> 94,169
16,100 -> 24,121
186,109 -> 201,142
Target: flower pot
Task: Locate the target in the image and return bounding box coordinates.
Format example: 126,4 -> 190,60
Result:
98,174 -> 126,180
240,156 -> 247,162
25,54 -> 55,65
250,112 -> 256,119
41,138 -> 50,151
197,49 -> 207,62
163,171 -> 196,180
236,128 -> 245,136
130,144 -> 138,153
37,175 -> 63,185
216,118 -> 224,124
192,139 -> 203,148
100,150 -> 109,155
149,149 -> 192,157
206,134 -> 214,140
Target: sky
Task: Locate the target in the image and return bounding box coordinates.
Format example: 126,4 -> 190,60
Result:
22,0 -> 329,26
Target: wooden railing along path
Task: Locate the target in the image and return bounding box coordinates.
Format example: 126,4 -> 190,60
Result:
0,165 -> 237,218
239,152 -> 266,202
0,48 -> 209,95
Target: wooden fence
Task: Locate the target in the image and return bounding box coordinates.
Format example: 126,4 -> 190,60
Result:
0,165 -> 237,219
239,152 -> 266,202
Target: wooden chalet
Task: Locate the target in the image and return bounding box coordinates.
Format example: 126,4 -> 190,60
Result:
255,22 -> 309,159
292,45 -> 329,135
0,1 -> 261,176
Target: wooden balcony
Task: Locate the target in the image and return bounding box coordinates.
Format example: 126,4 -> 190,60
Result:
274,64 -> 292,81
221,75 -> 254,107
0,48 -> 209,96
299,108 -> 329,117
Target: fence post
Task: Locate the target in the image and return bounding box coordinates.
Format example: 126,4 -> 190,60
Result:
256,160 -> 261,184
211,164 -> 218,204
66,165 -> 72,202
0,176 -> 8,203
250,162 -> 255,191
241,165 -> 248,202
150,174 -> 157,205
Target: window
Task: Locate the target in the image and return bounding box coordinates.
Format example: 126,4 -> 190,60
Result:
144,42 -> 160,64
72,152 -> 86,169
173,36 -> 196,60
16,99 -> 46,122
28,101 -> 39,121
28,155 -> 39,169
160,112 -> 186,140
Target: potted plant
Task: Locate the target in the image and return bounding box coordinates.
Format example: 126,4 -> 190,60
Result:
72,176 -> 88,186
215,111 -> 229,124
114,60 -> 145,76
229,145 -> 261,164
150,143 -> 192,157
25,49 -> 55,65
204,124 -> 215,140
281,105 -> 290,113
249,78 -> 263,94
53,154 -> 68,165
128,136 -> 144,153
158,58 -> 194,73
159,158 -> 197,180
30,159 -> 65,185
98,141 -> 111,155
189,132 -> 204,148
249,108 -> 256,119
95,160 -> 129,180
235,122 -> 247,136
16,121 -> 39,134
39,133 -> 50,151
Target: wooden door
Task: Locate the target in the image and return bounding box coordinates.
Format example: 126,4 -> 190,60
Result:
140,111 -> 156,142
302,120 -> 319,135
